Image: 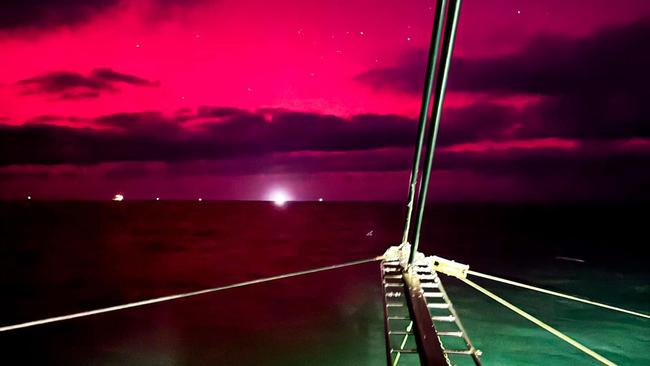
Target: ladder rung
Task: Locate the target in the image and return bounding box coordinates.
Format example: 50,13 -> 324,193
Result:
418,275 -> 437,280
391,348 -> 418,354
384,275 -> 403,279
423,292 -> 444,298
384,283 -> 403,288
384,279 -> 404,285
432,315 -> 455,322
388,330 -> 413,335
388,316 -> 410,320
420,283 -> 439,288
427,303 -> 450,309
445,349 -> 473,355
438,331 -> 463,337
385,291 -> 403,298
386,303 -> 404,307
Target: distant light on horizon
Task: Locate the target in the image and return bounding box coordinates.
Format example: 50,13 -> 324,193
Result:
318,197 -> 324,202
112,194 -> 124,201
155,197 -> 160,201
198,197 -> 203,202
27,195 -> 32,200
269,190 -> 291,206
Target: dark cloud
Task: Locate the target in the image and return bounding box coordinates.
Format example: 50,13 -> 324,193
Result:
25,115 -> 64,124
0,109 -> 417,165
355,18 -> 650,142
2,104 -> 649,201
197,106 -> 249,118
0,0 -> 119,30
0,0 -> 209,30
449,18 -> 650,96
3,106 -> 648,200
437,103 -> 517,146
357,19 -> 650,96
354,49 -> 426,95
91,68 -> 159,87
17,68 -> 159,99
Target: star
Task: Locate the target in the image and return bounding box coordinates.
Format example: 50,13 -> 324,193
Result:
136,43 -> 141,48
407,36 -> 411,41
359,31 -> 364,36
247,87 -> 252,92
516,9 -> 521,15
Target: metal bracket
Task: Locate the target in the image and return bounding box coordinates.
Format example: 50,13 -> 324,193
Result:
383,244 -> 428,270
430,256 -> 469,279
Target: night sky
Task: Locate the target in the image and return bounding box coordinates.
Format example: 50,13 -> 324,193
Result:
1,0 -> 649,201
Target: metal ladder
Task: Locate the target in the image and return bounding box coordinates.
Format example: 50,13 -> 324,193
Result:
381,258 -> 482,366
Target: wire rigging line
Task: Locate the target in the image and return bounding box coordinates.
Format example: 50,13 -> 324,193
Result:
0,256 -> 383,333
459,277 -> 618,366
467,270 -> 650,320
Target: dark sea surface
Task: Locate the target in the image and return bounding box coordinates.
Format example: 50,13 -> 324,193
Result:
0,201 -> 648,365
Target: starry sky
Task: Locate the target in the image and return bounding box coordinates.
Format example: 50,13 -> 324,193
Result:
1,0 -> 649,201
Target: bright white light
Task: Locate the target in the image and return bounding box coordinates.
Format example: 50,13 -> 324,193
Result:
198,198 -> 203,202
269,190 -> 290,206
113,194 -> 124,201
27,196 -> 32,200
318,198 -> 324,202
155,197 -> 160,201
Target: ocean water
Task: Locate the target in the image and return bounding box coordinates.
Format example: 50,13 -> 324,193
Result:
0,201 -> 647,365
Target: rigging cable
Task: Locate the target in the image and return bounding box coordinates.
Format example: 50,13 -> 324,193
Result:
0,256 -> 383,333
467,270 -> 650,320
459,277 -> 618,366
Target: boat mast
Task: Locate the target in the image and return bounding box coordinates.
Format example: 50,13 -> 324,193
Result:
406,0 -> 463,265
401,0 -> 449,246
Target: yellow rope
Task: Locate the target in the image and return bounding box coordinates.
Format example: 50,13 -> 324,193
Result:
459,277 -> 617,366
467,270 -> 650,320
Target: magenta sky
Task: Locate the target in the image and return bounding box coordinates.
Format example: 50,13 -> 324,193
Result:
1,0 -> 649,201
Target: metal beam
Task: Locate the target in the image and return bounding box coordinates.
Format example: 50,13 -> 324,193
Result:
403,270 -> 450,366
409,0 -> 463,264
401,0 -> 449,245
